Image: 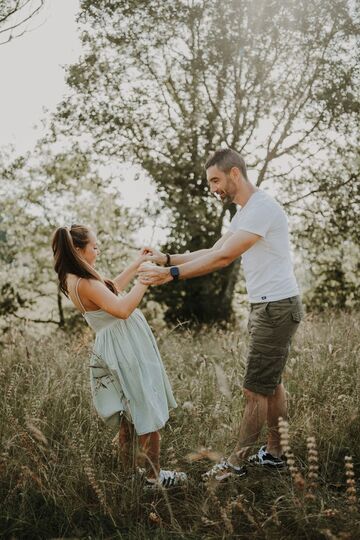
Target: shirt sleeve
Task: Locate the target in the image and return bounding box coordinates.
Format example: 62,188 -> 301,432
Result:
230,202 -> 275,237
228,211 -> 239,233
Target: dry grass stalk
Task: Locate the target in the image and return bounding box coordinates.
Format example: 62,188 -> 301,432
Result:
19,464 -> 44,490
201,516 -> 218,527
19,430 -> 43,465
320,529 -> 340,540
306,435 -> 319,500
344,455 -> 357,510
220,502 -> 234,535
186,447 -> 222,463
278,417 -> 305,490
201,481 -> 228,532
214,363 -> 232,399
148,511 -> 162,526
5,372 -> 17,404
78,437 -> 111,516
29,398 -> 44,421
25,420 -> 48,447
232,495 -> 260,531
167,445 -> 178,467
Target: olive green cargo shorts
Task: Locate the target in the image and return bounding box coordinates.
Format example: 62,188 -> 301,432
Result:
244,296 -> 304,396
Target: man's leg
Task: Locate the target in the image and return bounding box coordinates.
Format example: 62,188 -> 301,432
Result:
266,383 -> 287,458
228,388 -> 268,466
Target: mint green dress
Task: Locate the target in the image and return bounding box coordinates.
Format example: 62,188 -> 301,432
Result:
75,278 -> 177,435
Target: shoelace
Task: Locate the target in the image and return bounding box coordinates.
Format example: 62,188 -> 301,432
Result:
160,471 -> 176,487
146,470 -> 183,487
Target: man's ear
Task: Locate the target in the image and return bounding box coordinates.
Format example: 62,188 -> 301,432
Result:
230,166 -> 241,182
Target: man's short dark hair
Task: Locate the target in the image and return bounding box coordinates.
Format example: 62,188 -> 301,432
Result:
205,148 -> 248,181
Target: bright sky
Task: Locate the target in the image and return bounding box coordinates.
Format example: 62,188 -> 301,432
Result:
0,0 -> 161,242
0,0 -> 80,153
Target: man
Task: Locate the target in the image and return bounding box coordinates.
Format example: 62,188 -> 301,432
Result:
138,148 -> 303,481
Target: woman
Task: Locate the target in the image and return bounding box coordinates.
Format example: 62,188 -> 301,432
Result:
52,224 -> 187,488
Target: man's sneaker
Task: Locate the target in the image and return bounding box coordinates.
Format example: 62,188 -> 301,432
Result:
248,445 -> 285,469
145,469 -> 188,489
202,459 -> 247,482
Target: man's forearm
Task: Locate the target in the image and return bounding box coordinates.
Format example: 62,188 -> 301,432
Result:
176,250 -> 232,279
170,249 -> 212,265
138,231 -> 255,285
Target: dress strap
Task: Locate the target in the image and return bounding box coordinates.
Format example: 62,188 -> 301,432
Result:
75,278 -> 86,314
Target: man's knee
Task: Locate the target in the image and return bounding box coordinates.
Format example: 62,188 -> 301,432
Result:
243,387 -> 267,401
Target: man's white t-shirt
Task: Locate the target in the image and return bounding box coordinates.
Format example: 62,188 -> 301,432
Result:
229,190 -> 299,303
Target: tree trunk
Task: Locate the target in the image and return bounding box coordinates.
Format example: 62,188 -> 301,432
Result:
57,290 -> 65,328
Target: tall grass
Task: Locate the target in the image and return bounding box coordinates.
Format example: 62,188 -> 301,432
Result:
1,311 -> 359,538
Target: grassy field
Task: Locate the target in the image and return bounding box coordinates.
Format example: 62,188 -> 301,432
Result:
1,311 -> 360,539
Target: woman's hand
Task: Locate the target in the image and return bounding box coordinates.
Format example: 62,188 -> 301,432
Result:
138,262 -> 172,286
140,246 -> 167,266
133,250 -> 153,268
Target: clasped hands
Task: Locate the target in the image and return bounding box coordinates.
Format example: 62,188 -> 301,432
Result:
137,246 -> 172,286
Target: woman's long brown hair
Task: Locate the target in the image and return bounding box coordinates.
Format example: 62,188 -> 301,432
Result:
52,224 -> 117,297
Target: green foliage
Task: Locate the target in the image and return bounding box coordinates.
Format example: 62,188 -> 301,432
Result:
0,283 -> 28,316
0,144 -> 137,327
286,150 -> 360,311
52,0 -> 360,321
1,313 -> 360,537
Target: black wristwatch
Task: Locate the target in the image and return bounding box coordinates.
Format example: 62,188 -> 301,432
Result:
169,266 -> 180,281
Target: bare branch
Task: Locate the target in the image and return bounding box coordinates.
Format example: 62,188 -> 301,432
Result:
0,0 -> 45,44
12,312 -> 61,325
283,174 -> 356,207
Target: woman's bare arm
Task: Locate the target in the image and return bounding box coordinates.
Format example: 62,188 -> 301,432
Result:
113,259 -> 141,292
82,279 -> 148,319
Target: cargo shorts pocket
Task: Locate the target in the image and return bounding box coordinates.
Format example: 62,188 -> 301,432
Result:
291,310 -> 302,323
291,300 -> 304,323
244,351 -> 286,395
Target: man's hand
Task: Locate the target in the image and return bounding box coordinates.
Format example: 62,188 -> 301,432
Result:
140,246 -> 167,266
138,262 -> 172,286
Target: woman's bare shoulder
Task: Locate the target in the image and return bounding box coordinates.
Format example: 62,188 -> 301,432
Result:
66,274 -> 101,291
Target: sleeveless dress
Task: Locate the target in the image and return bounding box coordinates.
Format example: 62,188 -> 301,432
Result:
74,278 -> 177,435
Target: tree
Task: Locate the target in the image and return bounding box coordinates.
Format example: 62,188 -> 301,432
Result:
55,0 -> 359,322
0,0 -> 45,45
284,144 -> 360,311
0,142 -> 137,329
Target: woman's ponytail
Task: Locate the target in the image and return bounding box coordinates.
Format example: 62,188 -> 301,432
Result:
52,224 -> 117,296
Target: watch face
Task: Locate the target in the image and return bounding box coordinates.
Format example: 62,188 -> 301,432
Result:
170,266 -> 180,280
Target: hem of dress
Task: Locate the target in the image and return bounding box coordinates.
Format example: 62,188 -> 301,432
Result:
135,418 -> 169,436
104,404 -> 177,436
134,402 -> 177,435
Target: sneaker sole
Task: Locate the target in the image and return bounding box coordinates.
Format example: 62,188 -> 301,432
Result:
248,459 -> 286,469
203,468 -> 247,482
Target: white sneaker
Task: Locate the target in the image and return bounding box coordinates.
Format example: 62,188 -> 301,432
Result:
247,446 -> 285,468
145,469 -> 188,489
202,458 -> 247,482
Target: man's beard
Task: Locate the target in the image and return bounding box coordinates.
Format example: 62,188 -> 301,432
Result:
220,192 -> 234,205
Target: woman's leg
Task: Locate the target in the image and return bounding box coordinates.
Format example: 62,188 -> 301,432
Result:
118,415 -> 136,471
138,431 -> 161,479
